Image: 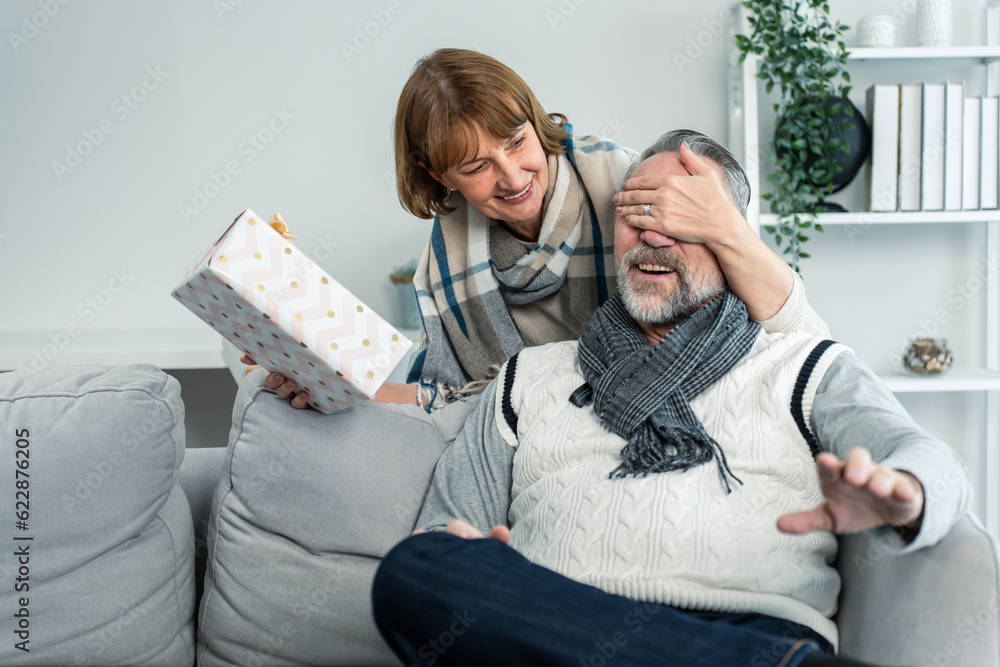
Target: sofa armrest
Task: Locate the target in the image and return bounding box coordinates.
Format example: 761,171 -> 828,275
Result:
836,513 -> 1000,665
0,365 -> 197,665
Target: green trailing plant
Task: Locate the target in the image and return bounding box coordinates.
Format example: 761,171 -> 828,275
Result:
735,0 -> 852,273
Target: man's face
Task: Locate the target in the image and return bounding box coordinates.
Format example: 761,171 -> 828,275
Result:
613,151 -> 726,327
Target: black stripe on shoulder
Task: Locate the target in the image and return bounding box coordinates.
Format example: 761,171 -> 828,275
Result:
791,339 -> 837,458
501,353 -> 520,437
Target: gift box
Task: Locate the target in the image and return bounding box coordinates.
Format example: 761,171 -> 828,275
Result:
172,209 -> 413,413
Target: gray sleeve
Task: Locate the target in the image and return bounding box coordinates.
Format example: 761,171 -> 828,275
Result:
416,375 -> 515,535
811,351 -> 974,553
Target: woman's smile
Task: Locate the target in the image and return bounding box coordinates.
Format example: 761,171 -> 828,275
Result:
500,181 -> 532,201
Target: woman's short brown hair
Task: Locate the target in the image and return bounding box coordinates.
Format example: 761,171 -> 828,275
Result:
394,48 -> 569,220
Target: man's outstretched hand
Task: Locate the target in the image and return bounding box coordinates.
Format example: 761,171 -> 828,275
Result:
778,447 -> 924,536
412,519 -> 510,544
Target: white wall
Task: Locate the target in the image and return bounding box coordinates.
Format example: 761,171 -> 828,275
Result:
0,0 -> 984,328
1,1 -> 994,506
1,0 -> 742,335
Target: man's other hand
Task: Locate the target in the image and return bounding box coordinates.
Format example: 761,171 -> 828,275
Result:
412,520 -> 510,544
777,447 -> 925,536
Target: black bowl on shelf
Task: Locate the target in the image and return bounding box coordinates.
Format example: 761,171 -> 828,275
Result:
775,95 -> 872,211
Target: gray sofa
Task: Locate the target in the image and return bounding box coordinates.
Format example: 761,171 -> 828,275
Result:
1,364 -> 998,666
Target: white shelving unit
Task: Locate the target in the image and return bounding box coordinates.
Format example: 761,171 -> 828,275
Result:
761,210 -> 1000,224
848,46 -> 1000,63
729,14 -> 1000,534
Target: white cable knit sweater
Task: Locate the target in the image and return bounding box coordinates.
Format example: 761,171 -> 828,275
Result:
493,334 -> 846,647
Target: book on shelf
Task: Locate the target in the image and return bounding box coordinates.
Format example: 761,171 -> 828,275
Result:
980,96 -> 999,210
943,82 -> 965,211
963,97 -> 981,210
860,81 -> 1000,215
921,83 -> 946,211
898,84 -> 923,211
865,84 -> 899,212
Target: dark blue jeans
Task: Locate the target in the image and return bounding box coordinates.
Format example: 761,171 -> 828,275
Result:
372,532 -> 833,667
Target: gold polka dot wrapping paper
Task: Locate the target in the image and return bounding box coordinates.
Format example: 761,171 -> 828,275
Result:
171,208 -> 414,413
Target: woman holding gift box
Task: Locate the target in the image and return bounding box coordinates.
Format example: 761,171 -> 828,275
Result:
261,48 -> 827,411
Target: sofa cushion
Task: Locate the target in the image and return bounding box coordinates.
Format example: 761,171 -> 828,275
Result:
198,369 -> 468,667
0,365 -> 195,666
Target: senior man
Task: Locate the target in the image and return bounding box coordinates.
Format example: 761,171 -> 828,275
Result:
371,130 -> 972,667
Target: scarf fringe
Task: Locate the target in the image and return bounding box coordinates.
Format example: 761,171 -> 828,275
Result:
610,424 -> 743,493
443,364 -> 503,402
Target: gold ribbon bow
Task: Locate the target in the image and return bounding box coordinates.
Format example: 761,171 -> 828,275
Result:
268,213 -> 297,240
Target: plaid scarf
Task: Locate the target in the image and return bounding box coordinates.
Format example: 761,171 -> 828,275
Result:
577,292 -> 761,493
407,127 -> 635,394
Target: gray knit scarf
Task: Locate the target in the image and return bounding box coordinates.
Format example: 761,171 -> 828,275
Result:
577,291 -> 761,492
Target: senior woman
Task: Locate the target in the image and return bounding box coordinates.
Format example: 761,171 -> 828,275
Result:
261,48 -> 826,411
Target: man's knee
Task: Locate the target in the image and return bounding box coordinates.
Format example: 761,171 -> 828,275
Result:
373,533 -> 457,618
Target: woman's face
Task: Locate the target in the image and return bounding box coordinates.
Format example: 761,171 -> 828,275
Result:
430,121 -> 548,241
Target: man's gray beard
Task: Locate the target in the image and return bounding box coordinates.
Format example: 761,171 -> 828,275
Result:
616,245 -> 725,325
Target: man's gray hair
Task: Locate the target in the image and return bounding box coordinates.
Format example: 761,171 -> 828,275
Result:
623,129 -> 751,218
